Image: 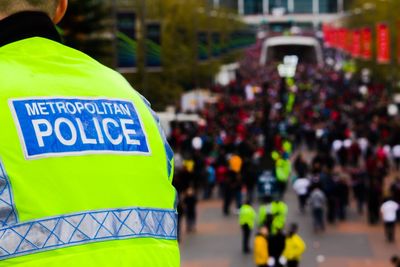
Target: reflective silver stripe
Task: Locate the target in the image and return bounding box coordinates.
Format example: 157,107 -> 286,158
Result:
0,158 -> 18,227
0,207 -> 177,260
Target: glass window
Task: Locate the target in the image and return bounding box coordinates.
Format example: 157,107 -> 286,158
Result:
319,0 -> 338,13
244,0 -> 263,14
294,0 -> 312,13
269,0 -> 288,12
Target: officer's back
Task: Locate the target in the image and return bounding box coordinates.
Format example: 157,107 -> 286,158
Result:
0,1 -> 179,266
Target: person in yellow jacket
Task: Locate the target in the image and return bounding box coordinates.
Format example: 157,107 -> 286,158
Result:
239,201 -> 256,254
0,1 -> 178,266
254,226 -> 269,267
283,224 -> 306,267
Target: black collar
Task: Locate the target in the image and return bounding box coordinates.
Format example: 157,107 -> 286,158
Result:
0,11 -> 62,47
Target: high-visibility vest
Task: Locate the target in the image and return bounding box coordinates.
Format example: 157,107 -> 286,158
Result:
257,204 -> 272,226
0,37 -> 179,266
275,158 -> 291,182
239,204 -> 256,229
271,201 -> 288,234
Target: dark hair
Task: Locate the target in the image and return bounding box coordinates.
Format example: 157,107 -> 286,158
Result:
288,223 -> 298,236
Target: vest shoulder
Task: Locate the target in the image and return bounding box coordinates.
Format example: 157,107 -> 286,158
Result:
0,37 -> 133,93
0,37 -> 115,73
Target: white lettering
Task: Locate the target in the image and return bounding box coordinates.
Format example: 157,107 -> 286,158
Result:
37,103 -> 49,115
120,119 -> 140,145
114,103 -> 123,115
101,103 -> 109,115
102,118 -> 123,145
75,102 -> 85,114
76,118 -> 97,144
94,103 -> 105,115
120,104 -> 131,116
84,103 -> 96,114
54,118 -> 77,146
56,102 -> 67,113
32,119 -> 52,147
47,102 -> 56,114
25,103 -> 39,116
93,118 -> 105,144
65,102 -> 77,114
104,103 -> 114,114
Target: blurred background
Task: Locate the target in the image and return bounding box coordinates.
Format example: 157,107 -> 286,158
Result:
59,1 -> 400,267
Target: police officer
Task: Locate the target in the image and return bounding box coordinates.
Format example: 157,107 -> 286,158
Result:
0,1 -> 179,266
239,200 -> 256,254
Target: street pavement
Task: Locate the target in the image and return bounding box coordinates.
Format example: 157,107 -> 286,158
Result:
180,188 -> 400,267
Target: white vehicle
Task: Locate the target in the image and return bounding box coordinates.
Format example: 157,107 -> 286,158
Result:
260,36 -> 323,65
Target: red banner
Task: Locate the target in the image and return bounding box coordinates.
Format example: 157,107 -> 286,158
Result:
376,22 -> 391,64
361,27 -> 372,60
331,28 -> 339,48
338,28 -> 347,50
352,29 -> 361,58
345,29 -> 353,54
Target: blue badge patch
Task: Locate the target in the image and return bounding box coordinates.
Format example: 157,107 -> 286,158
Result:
9,97 -> 150,159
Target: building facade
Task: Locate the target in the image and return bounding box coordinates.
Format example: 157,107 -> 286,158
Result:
212,0 -> 346,26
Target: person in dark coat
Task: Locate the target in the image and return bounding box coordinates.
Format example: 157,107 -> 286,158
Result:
268,229 -> 286,267
336,177 -> 349,221
367,179 -> 382,225
184,187 -> 198,232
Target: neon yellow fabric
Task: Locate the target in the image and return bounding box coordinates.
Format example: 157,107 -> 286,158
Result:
239,204 -> 256,229
282,140 -> 293,154
271,201 -> 288,234
276,159 -> 291,182
257,205 -> 271,226
0,37 -> 178,265
283,234 -> 306,261
4,239 -> 179,267
271,150 -> 280,161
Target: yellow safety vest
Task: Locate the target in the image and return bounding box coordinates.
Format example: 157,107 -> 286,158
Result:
0,37 -> 179,266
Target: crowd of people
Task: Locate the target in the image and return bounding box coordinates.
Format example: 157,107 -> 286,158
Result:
169,38 -> 400,266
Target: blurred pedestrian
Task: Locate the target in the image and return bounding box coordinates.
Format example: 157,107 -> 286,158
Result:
380,197 -> 399,243
308,185 -> 326,233
258,196 -> 274,233
392,145 -> 400,171
268,229 -> 286,267
390,177 -> 400,221
294,154 -> 308,178
271,197 -> 288,235
239,200 -> 256,253
254,226 -> 269,267
223,169 -> 236,216
177,194 -> 184,242
391,255 -> 400,267
336,177 -> 349,221
367,180 -> 382,225
293,176 -> 310,214
204,161 -> 216,199
351,169 -> 367,215
275,156 -> 292,199
184,187 -> 198,233
283,224 -> 306,267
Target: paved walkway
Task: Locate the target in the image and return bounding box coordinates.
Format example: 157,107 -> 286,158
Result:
180,189 -> 400,267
